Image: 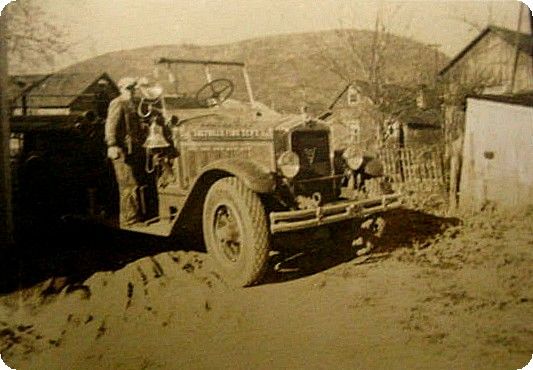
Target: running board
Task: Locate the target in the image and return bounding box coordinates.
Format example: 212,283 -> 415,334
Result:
121,219 -> 174,237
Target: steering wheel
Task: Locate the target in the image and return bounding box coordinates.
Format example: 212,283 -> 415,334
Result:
196,79 -> 234,107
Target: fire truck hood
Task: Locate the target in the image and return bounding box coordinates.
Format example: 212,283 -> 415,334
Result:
168,99 -> 316,133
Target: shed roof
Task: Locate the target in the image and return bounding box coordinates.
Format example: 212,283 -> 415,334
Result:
403,109 -> 442,129
14,72 -> 115,108
469,91 -> 533,108
439,25 -> 533,77
8,74 -> 50,103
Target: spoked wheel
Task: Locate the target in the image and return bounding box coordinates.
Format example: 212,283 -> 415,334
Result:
203,177 -> 270,287
213,205 -> 242,263
196,78 -> 234,107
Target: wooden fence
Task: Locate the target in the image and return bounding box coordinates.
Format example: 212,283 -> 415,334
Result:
443,104 -> 466,148
378,145 -> 446,192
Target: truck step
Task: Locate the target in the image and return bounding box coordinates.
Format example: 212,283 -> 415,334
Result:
122,220 -> 174,237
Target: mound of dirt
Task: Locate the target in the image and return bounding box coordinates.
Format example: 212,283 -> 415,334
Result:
1,209 -> 531,369
0,250 -> 228,368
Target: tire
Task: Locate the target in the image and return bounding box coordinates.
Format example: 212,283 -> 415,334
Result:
203,177 -> 270,287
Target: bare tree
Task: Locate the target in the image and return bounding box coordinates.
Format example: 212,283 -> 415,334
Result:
311,3 -> 421,147
3,0 -> 69,72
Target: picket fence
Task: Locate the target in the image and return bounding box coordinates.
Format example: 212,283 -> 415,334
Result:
377,145 -> 446,192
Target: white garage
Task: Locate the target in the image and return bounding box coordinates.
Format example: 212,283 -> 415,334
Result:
460,94 -> 533,211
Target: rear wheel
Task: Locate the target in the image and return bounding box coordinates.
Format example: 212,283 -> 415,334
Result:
203,177 -> 270,287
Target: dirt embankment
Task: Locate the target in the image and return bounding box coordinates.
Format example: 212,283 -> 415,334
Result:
1,209 -> 532,370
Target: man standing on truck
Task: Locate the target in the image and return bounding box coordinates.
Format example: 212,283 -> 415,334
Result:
105,77 -> 143,226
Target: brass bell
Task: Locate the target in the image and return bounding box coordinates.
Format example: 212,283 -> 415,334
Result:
143,121 -> 170,149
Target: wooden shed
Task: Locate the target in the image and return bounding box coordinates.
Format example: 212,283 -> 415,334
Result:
8,74 -> 50,103
460,94 -> 533,211
11,72 -> 119,118
439,26 -> 533,95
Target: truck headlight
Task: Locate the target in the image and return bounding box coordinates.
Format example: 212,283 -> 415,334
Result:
342,147 -> 364,170
277,151 -> 300,179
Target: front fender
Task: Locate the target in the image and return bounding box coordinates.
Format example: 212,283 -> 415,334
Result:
197,158 -> 275,194
171,159 -> 274,237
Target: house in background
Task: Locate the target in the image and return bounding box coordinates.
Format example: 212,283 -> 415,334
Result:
330,81 -> 442,151
439,25 -> 532,146
329,82 -> 381,151
10,72 -> 119,118
439,25 -> 533,95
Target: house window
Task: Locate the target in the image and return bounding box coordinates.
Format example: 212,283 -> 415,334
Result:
416,90 -> 428,109
347,120 -> 361,143
347,85 -> 359,106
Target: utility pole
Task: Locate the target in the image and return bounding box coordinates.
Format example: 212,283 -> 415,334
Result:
0,11 -> 14,248
529,4 -> 533,93
427,43 -> 441,86
371,2 -> 384,146
510,2 -> 525,93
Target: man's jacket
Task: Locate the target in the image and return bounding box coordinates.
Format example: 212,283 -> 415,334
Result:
105,97 -> 143,154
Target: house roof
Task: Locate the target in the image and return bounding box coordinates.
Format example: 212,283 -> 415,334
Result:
439,25 -> 533,77
13,72 -> 115,108
403,109 -> 442,129
8,74 -> 50,103
469,91 -> 533,108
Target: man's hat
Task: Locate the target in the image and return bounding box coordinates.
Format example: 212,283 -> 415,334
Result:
117,77 -> 138,90
137,77 -> 163,101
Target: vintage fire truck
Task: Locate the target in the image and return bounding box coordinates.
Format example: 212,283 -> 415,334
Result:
11,58 -> 401,286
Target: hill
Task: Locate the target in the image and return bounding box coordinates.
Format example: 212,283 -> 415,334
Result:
60,29 -> 448,113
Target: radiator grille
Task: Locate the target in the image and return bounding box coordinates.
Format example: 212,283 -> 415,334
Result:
291,131 -> 335,202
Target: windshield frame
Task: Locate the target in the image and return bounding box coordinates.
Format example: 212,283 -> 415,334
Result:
155,58 -> 255,106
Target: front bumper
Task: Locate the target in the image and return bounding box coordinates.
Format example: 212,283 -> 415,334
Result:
269,193 -> 402,233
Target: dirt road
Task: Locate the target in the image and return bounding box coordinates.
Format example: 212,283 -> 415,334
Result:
1,209 -> 532,369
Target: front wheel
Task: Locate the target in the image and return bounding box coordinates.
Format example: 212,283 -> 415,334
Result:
203,177 -> 270,287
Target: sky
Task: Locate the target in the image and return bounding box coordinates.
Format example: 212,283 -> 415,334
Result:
3,0 -> 532,71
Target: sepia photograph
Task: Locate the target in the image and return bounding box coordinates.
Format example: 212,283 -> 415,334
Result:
0,0 -> 532,368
